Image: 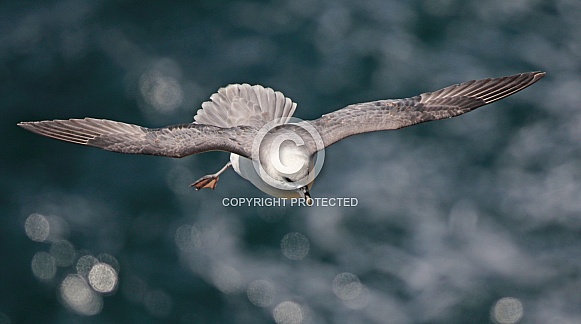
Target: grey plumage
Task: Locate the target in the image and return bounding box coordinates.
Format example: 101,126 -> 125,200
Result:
18,118 -> 256,158
18,72 -> 545,160
309,71 -> 545,148
194,84 -> 297,128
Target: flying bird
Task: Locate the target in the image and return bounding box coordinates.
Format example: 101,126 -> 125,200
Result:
18,71 -> 545,204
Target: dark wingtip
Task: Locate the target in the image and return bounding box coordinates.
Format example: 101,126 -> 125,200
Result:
525,71 -> 546,88
17,120 -> 51,133
17,121 -> 38,132
533,71 -> 546,79
524,71 -> 546,83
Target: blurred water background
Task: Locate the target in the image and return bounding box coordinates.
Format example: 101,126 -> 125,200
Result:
2,0 -> 581,323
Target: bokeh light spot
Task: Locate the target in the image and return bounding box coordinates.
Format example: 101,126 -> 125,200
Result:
281,232 -> 310,260
273,301 -> 303,324
88,263 -> 118,294
97,253 -> 120,273
166,166 -> 194,195
332,272 -> 362,300
175,224 -> 202,252
76,255 -> 99,277
139,69 -> 183,113
24,213 -> 50,242
50,240 -> 76,267
492,297 -> 524,324
59,274 -> 103,316
31,251 -> 57,281
247,280 -> 276,307
342,285 -> 370,309
211,265 -> 242,294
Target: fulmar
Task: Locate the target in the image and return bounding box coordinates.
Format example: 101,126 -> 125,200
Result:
18,72 -> 545,204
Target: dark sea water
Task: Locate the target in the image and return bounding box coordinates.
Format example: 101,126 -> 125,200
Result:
2,1 -> 580,323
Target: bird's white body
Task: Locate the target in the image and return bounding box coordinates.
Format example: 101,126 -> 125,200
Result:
230,139 -> 314,199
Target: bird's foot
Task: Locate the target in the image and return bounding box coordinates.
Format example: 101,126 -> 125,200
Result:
190,174 -> 220,190
191,162 -> 232,191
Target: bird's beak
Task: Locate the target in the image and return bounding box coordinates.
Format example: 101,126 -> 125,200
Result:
299,185 -> 313,206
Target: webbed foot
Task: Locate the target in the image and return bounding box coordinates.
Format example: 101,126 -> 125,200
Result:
190,161 -> 232,191
190,174 -> 220,190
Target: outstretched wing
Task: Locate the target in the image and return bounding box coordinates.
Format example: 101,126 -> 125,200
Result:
309,71 -> 545,148
17,118 -> 256,159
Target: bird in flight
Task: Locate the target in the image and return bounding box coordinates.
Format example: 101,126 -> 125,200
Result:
19,71 -> 545,204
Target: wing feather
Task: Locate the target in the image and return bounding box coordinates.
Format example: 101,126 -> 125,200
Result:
194,84 -> 297,128
309,72 -> 545,148
18,118 -> 255,159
